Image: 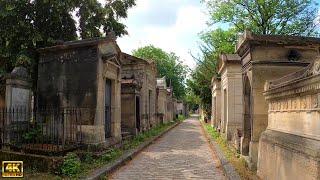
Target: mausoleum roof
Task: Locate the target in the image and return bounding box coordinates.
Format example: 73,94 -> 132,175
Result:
157,77 -> 167,89
38,35 -> 118,52
236,30 -> 320,55
218,53 -> 241,74
121,53 -> 154,65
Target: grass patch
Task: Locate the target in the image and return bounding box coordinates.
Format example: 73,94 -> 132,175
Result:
202,122 -> 258,180
123,121 -> 176,150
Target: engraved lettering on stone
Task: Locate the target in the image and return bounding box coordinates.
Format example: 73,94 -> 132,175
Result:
312,94 -> 318,108
284,100 -> 288,110
288,99 -> 292,109
293,99 -> 297,109
301,97 -> 307,109
11,88 -> 30,107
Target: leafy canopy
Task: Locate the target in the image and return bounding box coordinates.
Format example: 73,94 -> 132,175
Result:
132,45 -> 189,100
0,0 -> 136,76
188,28 -> 236,116
204,0 -> 319,35
189,0 -> 320,117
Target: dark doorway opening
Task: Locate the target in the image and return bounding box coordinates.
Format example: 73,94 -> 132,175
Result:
105,79 -> 112,138
136,96 -> 141,132
242,75 -> 252,155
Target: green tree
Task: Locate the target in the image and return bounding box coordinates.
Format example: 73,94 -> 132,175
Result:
0,0 -> 136,79
184,87 -> 201,111
189,0 -> 320,117
205,0 -> 319,35
132,45 -> 188,100
188,28 -> 236,117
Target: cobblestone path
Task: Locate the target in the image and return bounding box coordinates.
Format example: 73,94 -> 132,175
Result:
110,117 -> 226,180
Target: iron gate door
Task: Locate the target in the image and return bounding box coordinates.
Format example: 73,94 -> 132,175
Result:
105,79 -> 112,138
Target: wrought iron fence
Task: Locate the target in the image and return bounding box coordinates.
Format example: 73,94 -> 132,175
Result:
0,107 -> 84,154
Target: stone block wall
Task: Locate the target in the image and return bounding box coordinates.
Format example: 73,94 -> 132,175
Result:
258,59 -> 320,180
244,65 -> 309,167
121,93 -> 138,135
157,88 -> 167,123
166,90 -> 173,122
211,78 -> 221,129
218,55 -> 243,150
38,46 -> 98,122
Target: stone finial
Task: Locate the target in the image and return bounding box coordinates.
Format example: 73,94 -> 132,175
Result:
10,66 -> 29,79
236,30 -> 252,51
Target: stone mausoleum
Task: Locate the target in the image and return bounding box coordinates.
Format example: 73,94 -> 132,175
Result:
37,36 -> 122,145
217,53 -> 243,149
120,53 -> 157,134
176,100 -> 184,115
258,58 -> 320,180
156,77 -> 168,124
211,76 -> 221,129
173,97 -> 178,120
166,87 -> 174,122
236,30 -> 320,169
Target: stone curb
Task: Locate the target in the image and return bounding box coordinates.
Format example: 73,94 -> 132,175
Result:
200,121 -> 241,180
84,121 -> 182,180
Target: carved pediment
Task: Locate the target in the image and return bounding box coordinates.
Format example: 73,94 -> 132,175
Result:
102,53 -> 121,67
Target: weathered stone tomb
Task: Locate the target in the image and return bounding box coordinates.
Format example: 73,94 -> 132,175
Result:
166,87 -> 174,122
236,30 -> 320,169
176,100 -> 184,115
120,53 -> 157,132
217,54 -> 243,149
211,76 -> 221,129
156,77 -> 168,124
173,97 -> 178,120
258,57 -> 320,180
37,37 -> 122,145
121,78 -> 141,135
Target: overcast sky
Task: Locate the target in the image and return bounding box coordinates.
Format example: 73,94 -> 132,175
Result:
115,0 -> 209,68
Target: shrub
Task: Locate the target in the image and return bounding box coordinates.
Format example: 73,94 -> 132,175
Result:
177,115 -> 185,121
60,153 -> 81,177
83,152 -> 94,164
100,149 -> 122,163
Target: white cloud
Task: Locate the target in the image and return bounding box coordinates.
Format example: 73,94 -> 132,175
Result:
117,0 -> 209,69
